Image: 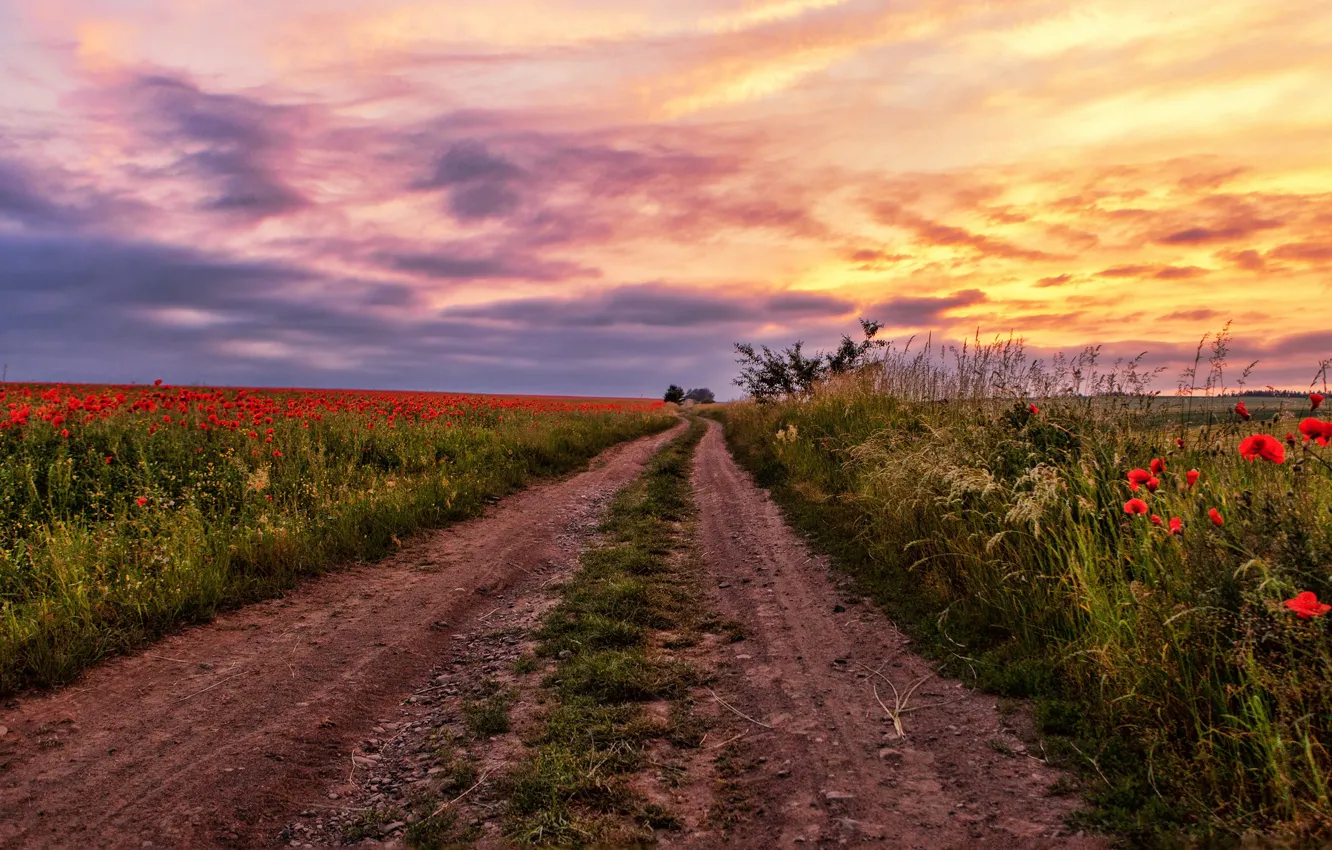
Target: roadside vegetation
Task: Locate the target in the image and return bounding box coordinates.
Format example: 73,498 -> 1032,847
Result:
0,382 -> 670,695
711,327 -> 1332,842
499,419 -> 712,845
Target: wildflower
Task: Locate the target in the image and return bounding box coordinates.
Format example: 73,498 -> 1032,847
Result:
1238,434 -> 1286,464
272,450 -> 283,458
1299,417 -> 1332,446
60,429 -> 70,438
1127,468 -> 1152,491
1287,432 -> 1297,446
1312,393 -> 1325,411
1234,400 -> 1251,421
1175,437 -> 1186,449
1150,458 -> 1166,474
136,497 -> 148,507
1284,591 -> 1331,619
1027,403 -> 1039,415
1186,470 -> 1200,488
1146,477 -> 1160,492
1124,498 -> 1149,515
1169,517 -> 1183,535
105,456 -> 113,464
1150,514 -> 1163,526
1209,508 -> 1224,527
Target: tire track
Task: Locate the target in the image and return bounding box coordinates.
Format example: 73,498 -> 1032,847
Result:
687,419 -> 1103,849
0,423 -> 685,849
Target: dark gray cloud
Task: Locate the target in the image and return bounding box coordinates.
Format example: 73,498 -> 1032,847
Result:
120,74 -> 308,221
443,284 -> 853,329
415,141 -> 525,221
868,289 -> 988,328
0,158 -> 68,227
0,233 -> 777,396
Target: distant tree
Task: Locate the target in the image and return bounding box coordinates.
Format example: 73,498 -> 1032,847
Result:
733,319 -> 885,402
663,384 -> 685,404
684,387 -> 715,404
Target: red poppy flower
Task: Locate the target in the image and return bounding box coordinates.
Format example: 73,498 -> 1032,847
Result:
1145,477 -> 1160,492
1124,498 -> 1149,515
60,429 -> 70,438
1298,418 -> 1331,446
105,456 -> 113,464
1234,401 -> 1251,421
1312,393 -> 1325,411
1169,517 -> 1183,535
1150,458 -> 1166,474
1027,403 -> 1039,415
1287,432 -> 1297,446
1186,469 -> 1200,488
1175,437 -> 1186,449
1284,591 -> 1331,620
1238,434 -> 1286,464
1127,468 -> 1152,491
1209,508 -> 1224,527
136,497 -> 148,507
272,450 -> 283,458
1150,514 -> 1163,526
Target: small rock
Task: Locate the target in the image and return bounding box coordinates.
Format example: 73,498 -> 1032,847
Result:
832,604 -> 846,613
0,725 -> 8,737
718,582 -> 731,589
381,821 -> 406,835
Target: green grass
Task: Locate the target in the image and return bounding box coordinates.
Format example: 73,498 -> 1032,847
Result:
706,378 -> 1332,844
0,384 -> 672,695
500,418 -> 711,845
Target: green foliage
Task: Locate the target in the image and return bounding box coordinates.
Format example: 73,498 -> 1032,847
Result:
503,420 -> 709,844
710,378 -> 1332,841
733,318 -> 885,402
0,393 -> 672,695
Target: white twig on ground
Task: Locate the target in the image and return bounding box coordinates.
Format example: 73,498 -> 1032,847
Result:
706,687 -> 772,729
174,670 -> 246,703
145,653 -> 194,664
430,768 -> 492,818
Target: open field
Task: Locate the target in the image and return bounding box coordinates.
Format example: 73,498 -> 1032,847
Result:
0,381 -> 671,695
709,375 -> 1332,841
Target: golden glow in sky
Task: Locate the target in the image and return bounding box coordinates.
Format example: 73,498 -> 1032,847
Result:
0,0 -> 1328,392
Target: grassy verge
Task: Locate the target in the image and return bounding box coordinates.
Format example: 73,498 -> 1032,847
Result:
703,385 -> 1332,845
0,385 -> 672,695
497,418 -> 712,845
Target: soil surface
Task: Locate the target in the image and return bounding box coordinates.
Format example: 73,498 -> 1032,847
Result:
0,423 -> 684,849
0,418 -> 1106,849
685,419 -> 1104,849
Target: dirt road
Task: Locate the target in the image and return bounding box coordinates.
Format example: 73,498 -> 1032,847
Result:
688,419 -> 1101,849
0,419 -> 1100,848
0,424 -> 684,849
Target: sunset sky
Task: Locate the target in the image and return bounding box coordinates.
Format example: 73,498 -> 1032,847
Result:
2,0 -> 1329,395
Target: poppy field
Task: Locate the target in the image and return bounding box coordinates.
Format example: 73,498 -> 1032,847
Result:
0,382 -> 670,695
712,338 -> 1332,839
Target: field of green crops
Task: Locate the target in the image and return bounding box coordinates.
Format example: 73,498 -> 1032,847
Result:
710,346 -> 1332,841
0,382 -> 672,696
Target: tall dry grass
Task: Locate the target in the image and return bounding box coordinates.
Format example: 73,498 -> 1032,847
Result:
715,331 -> 1332,839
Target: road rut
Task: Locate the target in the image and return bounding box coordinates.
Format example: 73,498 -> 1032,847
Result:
0,424 -> 684,849
688,419 -> 1103,849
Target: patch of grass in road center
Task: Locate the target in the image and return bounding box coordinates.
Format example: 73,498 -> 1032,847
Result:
498,418 -> 712,845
